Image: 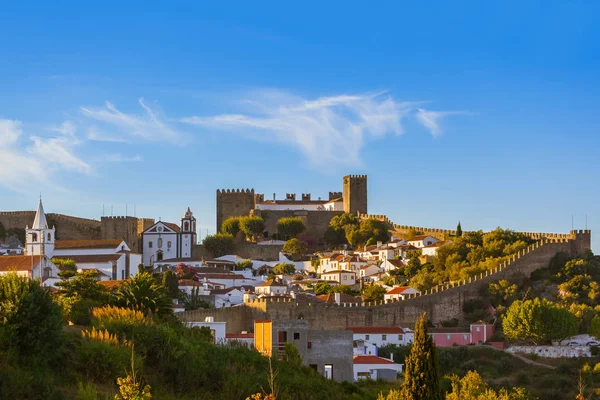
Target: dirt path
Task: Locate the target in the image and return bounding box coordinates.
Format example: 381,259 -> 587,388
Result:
486,345 -> 556,369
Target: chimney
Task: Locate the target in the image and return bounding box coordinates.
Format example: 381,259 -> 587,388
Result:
205,316 -> 215,323
273,193 -> 276,201
377,241 -> 382,249
390,353 -> 394,362
334,292 -> 341,305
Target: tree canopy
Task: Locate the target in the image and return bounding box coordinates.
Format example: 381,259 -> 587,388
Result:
324,214 -> 389,248
362,285 -> 386,302
221,216 -> 242,237
282,238 -> 308,261
276,217 -> 306,240
273,263 -> 295,275
239,216 -> 265,242
202,233 -> 234,257
114,272 -> 172,316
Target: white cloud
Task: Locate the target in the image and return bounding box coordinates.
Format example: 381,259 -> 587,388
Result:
80,98 -> 182,143
86,126 -> 131,143
102,154 -> 143,163
50,120 -> 77,137
0,119 -> 90,193
415,109 -> 468,137
181,90 -> 432,167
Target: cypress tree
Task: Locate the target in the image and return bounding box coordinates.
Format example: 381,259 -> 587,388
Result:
456,221 -> 462,237
401,313 -> 442,400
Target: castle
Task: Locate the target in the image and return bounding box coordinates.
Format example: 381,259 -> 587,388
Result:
216,175 -> 368,240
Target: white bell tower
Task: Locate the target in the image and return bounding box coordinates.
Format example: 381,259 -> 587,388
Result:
180,207 -> 196,259
25,198 -> 55,258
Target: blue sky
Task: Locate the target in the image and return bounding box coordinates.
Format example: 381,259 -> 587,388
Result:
1,1 -> 599,249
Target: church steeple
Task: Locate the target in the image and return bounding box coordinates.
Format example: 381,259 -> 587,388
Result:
25,198 -> 55,257
32,198 -> 49,229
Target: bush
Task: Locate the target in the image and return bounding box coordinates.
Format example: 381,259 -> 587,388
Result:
221,216 -> 242,236
239,216 -> 265,242
75,338 -> 132,382
202,233 -> 235,257
277,217 -> 306,240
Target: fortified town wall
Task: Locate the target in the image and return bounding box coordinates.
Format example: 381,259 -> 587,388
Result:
178,230 -> 592,333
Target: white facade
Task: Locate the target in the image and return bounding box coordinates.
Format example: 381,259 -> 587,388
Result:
255,281 -> 287,296
25,199 -> 55,257
384,286 -> 420,302
353,356 -> 403,381
406,236 -> 439,249
422,240 -> 451,256
141,208 -> 197,266
348,328 -> 407,347
321,270 -> 356,285
359,265 -> 381,278
186,318 -> 226,344
213,287 -> 245,307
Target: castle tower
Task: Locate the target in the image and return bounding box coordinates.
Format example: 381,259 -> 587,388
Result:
216,189 -> 255,232
180,207 -> 197,258
343,175 -> 368,215
25,199 -> 55,257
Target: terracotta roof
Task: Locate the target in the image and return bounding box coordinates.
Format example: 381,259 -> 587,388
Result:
347,326 -> 404,334
407,235 -> 434,242
397,244 -> 418,250
423,240 -> 448,248
54,239 -> 123,250
98,280 -> 123,289
385,259 -> 404,268
353,355 -> 396,365
257,279 -> 287,287
321,269 -> 354,275
196,273 -> 246,280
79,268 -> 110,277
53,254 -> 122,264
0,255 -> 41,272
385,286 -> 413,295
211,287 -> 244,295
179,279 -> 202,286
317,293 -> 359,304
163,222 -> 181,232
226,333 -> 254,339
360,264 -> 378,270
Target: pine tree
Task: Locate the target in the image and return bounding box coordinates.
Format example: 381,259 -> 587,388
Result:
456,221 -> 462,237
400,313 -> 442,400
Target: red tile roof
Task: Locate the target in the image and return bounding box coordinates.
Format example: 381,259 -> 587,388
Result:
353,355 -> 396,365
347,326 -> 404,334
179,279 -> 202,286
423,240 -> 448,248
256,279 -> 287,287
407,235 -> 434,242
196,273 -> 246,280
385,286 -> 412,295
317,293 -> 359,304
0,255 -> 41,272
163,222 -> 181,232
385,259 -> 404,268
54,239 -> 123,250
226,333 -> 254,339
53,254 -> 122,264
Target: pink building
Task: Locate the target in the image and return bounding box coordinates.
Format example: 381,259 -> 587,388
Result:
430,321 -> 494,347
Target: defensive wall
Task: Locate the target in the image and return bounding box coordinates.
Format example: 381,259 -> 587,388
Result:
251,209 -> 343,244
101,216 -> 154,254
178,230 -> 592,333
192,242 -> 283,262
0,211 -> 102,240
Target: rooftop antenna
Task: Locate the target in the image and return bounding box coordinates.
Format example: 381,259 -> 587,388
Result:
126,204 -> 128,217
586,214 -> 588,230
103,204 -> 105,217
134,204 -> 136,218
572,214 -> 574,231
111,205 -> 113,217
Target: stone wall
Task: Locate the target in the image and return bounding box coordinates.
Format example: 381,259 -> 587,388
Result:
0,211 -> 102,241
101,216 -> 150,253
343,175 -> 368,215
192,243 -> 283,261
216,189 -> 255,233
506,345 -> 591,358
177,231 -> 592,333
252,209 -> 343,244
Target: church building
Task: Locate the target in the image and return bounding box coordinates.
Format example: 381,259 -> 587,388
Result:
141,207 -> 197,266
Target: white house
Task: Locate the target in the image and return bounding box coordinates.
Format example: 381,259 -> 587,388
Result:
226,332 -> 254,348
422,240 -> 452,256
384,286 -> 420,302
406,235 -> 439,249
211,287 -> 245,307
141,208 -> 197,266
377,245 -> 395,263
353,355 -> 403,381
381,259 -> 404,273
359,264 -> 381,279
347,326 -> 407,347
255,279 -> 288,296
186,317 -> 226,344
320,269 -> 356,285
387,238 -> 407,248
0,255 -> 60,286
196,272 -> 258,289
178,279 -> 211,295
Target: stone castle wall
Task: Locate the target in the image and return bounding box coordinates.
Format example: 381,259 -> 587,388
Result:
343,174 -> 367,215
101,216 -> 153,254
0,211 -> 102,241
252,209 -> 343,244
177,231 -> 591,333
192,242 -> 283,261
216,189 -> 255,233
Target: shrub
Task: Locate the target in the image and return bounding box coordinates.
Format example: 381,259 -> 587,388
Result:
92,306 -> 153,335
277,217 -> 306,240
114,272 -> 172,316
221,216 -> 242,236
75,337 -> 132,382
202,233 -> 235,257
240,216 -> 266,242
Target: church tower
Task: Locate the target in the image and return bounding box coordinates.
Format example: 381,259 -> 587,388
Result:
180,207 -> 196,259
25,199 -> 55,257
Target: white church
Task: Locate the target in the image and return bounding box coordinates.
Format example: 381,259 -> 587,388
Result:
141,207 -> 197,266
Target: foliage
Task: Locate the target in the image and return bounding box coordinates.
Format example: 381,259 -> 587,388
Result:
400,313 -> 442,400
325,214 -> 389,247
161,271 -> 179,298
462,299 -> 491,323
362,285 -> 386,302
445,370 -> 531,400
273,263 -> 296,275
235,260 -> 254,270
114,272 -> 172,316
57,270 -> 110,325
183,286 -> 211,311
313,281 -> 332,295
92,306 -> 153,332
76,336 -> 132,382
589,314 -> 600,339
175,263 -> 196,280
277,217 -> 306,240
330,284 -> 353,295
503,298 -> 580,344
52,257 -> 77,271
77,381 -> 103,400
115,374 -> 152,400
283,342 -> 303,366
282,238 -> 308,261
221,216 -> 242,236
240,216 -> 266,242
202,233 -> 234,257
0,273 -> 63,360
487,280 -> 519,307
82,327 -> 122,346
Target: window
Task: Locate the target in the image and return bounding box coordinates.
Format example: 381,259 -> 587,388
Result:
184,222 -> 189,231
32,233 -> 38,242
382,334 -> 387,341
47,233 -> 51,241
157,251 -> 163,262
365,334 -> 370,340
398,334 -> 403,341
463,335 -> 468,340
112,262 -> 117,280
294,332 -> 300,340
307,341 -> 312,349
149,241 -> 153,248
324,364 -> 333,380
158,238 -> 163,248
121,270 -> 125,280
167,241 -> 172,249
343,275 -> 347,280
446,334 -> 451,340
476,327 -> 481,332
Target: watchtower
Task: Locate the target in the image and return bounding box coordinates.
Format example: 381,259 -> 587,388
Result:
216,189 -> 255,232
343,175 -> 368,214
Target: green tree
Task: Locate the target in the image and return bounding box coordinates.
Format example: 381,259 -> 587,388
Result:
487,280 -> 519,307
282,238 -> 308,261
161,271 -> 179,298
57,269 -> 110,324
221,216 -> 242,236
456,221 -> 462,237
362,285 -> 387,302
235,260 -> 253,271
400,313 -> 442,400
115,272 -> 172,316
273,263 -> 295,275
283,342 -> 303,366
0,273 -> 64,360
183,286 -> 210,311
324,213 -> 359,245
330,284 -> 353,295
446,370 -> 530,400
503,298 -> 579,344
202,233 -> 234,257
276,217 -> 306,240
239,216 -> 265,242
313,281 -> 332,295
590,315 -> 600,339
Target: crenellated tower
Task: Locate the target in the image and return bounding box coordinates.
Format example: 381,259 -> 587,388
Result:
343,175 -> 368,215
216,188 -> 255,233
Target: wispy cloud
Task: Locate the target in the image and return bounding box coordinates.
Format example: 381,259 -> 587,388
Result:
80,98 -> 182,143
102,154 -> 143,163
50,120 -> 77,137
86,126 -> 131,143
181,90 -> 466,167
415,109 -> 469,137
0,119 -> 90,192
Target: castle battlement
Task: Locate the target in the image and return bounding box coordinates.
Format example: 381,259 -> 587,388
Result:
216,189 -> 255,194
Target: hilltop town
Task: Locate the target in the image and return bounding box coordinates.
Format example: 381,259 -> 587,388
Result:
0,174 -> 598,399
